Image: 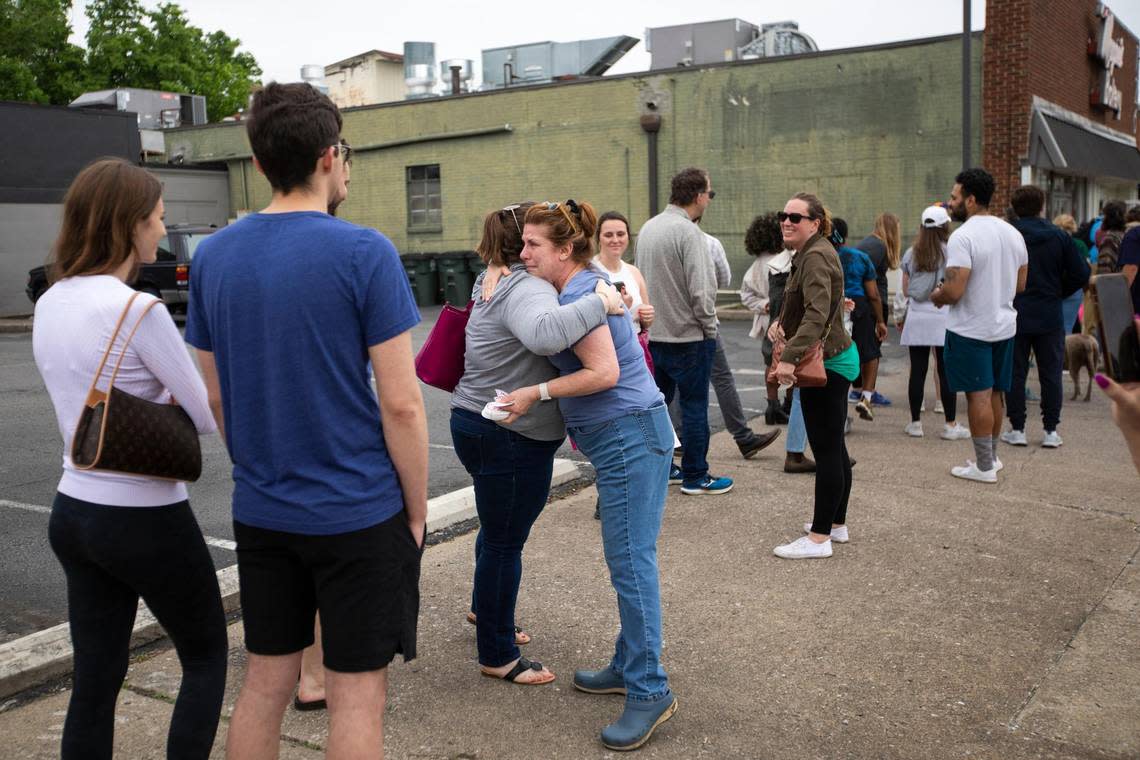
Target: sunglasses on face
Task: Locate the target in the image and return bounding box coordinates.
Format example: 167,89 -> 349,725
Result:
777,212 -> 814,224
704,190 -> 716,199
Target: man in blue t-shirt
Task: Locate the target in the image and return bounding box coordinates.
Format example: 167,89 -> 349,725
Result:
185,82 -> 427,756
832,218 -> 887,422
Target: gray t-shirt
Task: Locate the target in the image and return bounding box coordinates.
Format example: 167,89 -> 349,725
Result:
451,264 -> 607,441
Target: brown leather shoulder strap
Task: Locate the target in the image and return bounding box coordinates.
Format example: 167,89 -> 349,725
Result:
104,296 -> 164,391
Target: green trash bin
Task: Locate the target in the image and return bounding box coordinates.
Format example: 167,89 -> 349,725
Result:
466,251 -> 487,278
401,254 -> 438,308
438,252 -> 474,306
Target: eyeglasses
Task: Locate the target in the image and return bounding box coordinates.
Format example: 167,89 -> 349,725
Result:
777,212 -> 814,224
338,141 -> 352,165
704,189 -> 716,200
501,204 -> 523,233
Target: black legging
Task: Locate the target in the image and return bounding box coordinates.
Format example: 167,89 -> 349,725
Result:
908,346 -> 957,423
49,492 -> 228,760
799,370 -> 853,534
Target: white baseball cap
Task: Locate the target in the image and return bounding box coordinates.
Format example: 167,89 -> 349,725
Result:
921,205 -> 951,228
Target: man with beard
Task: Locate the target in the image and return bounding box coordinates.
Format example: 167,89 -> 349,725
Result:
931,168 -> 1028,483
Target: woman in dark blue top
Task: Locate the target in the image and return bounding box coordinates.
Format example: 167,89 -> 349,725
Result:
500,200 -> 677,752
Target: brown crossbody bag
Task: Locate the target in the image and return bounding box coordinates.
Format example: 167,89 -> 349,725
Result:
70,292 -> 203,482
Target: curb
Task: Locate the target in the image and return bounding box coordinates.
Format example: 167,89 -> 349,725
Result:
0,319 -> 33,334
0,458 -> 584,700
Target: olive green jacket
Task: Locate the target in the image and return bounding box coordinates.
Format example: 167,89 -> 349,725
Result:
778,233 -> 853,365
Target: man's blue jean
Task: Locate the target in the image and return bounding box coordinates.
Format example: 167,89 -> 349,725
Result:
569,403 -> 672,703
785,388 -> 807,454
649,338 -> 716,485
450,408 -> 562,667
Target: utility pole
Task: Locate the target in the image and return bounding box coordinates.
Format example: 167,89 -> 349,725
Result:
962,0 -> 972,169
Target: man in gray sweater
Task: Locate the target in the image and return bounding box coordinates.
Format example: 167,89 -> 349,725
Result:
636,167 -> 734,495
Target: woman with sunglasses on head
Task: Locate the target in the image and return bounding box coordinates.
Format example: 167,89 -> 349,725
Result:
32,158 -> 226,759
767,194 -> 858,559
501,200 -> 677,751
450,202 -> 624,687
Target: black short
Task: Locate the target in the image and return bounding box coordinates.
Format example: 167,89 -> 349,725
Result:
233,511 -> 421,672
850,296 -> 882,364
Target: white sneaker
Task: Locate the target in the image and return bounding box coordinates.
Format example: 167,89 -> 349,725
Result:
940,423 -> 971,440
950,460 -> 998,483
774,535 -> 833,559
905,421 -> 924,437
1000,429 -> 1027,446
1042,431 -> 1063,448
993,457 -> 1004,472
803,523 -> 849,543
934,400 -> 945,415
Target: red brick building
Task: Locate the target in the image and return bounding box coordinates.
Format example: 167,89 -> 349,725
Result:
984,0 -> 1140,219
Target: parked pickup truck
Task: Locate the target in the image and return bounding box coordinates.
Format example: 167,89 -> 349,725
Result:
25,224 -> 216,312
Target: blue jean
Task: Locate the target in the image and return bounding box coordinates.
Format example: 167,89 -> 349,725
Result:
785,388 -> 807,453
1062,290 -> 1083,333
569,403 -> 672,703
450,408 -> 563,667
649,338 -> 716,485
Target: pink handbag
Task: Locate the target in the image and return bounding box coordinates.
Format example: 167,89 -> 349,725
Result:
414,300 -> 473,392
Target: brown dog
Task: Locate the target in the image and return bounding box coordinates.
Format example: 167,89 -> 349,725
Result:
1064,334 -> 1099,401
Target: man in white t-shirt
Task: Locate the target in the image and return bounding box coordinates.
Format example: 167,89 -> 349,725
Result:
931,168 -> 1028,483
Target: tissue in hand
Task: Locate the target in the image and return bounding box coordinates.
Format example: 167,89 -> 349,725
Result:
481,389 -> 514,421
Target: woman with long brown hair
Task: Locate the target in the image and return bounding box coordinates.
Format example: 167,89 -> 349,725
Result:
899,206 -> 968,440
767,193 -> 858,559
32,158 -> 226,759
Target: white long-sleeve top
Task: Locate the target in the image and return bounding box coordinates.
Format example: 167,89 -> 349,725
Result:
739,254 -> 774,338
33,275 -> 216,507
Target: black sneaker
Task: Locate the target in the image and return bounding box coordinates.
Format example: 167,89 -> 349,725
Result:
738,429 -> 780,459
668,464 -> 683,484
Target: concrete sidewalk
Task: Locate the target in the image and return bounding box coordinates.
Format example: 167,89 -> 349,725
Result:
0,363 -> 1137,759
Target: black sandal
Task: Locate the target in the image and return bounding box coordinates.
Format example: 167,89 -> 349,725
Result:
481,656 -> 551,685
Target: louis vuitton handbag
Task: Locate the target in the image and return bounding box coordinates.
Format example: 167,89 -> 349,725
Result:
70,292 -> 202,482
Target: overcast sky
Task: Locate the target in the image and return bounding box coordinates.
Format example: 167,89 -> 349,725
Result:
66,0 -> 1140,89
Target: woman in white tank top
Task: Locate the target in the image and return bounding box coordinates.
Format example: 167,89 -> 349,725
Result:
595,211 -> 654,333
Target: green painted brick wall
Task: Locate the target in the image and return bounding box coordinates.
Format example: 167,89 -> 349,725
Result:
165,34 -> 982,285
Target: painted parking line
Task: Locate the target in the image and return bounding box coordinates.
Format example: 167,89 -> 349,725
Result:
0,498 -> 237,551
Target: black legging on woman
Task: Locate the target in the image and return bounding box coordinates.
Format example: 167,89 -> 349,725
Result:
799,370 -> 853,534
907,346 -> 957,423
49,493 -> 228,760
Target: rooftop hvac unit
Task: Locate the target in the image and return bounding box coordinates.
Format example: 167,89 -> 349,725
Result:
404,42 -> 437,99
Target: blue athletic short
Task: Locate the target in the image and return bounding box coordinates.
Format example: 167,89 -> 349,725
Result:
944,331 -> 1014,393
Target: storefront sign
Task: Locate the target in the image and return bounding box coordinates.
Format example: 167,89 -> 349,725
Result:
1090,3 -> 1124,116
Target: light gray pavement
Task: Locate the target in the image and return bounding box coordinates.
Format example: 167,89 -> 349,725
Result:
0,345 -> 1136,759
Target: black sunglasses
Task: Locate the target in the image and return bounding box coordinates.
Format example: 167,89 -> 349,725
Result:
705,190 -> 716,199
777,212 -> 814,224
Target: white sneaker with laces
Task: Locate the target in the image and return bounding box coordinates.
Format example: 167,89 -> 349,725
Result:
1000,429 -> 1027,446
774,535 -> 833,559
940,423 -> 971,440
934,400 -> 945,415
1041,430 -> 1062,448
950,460 -> 998,483
905,421 -> 924,437
803,523 -> 849,543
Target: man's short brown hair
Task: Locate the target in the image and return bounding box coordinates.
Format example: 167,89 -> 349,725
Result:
1010,185 -> 1045,219
669,167 -> 708,206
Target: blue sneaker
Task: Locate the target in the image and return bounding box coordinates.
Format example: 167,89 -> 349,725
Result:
601,694 -> 678,751
848,390 -> 861,404
680,475 -> 733,495
870,391 -> 892,406
668,464 -> 683,485
573,667 -> 627,695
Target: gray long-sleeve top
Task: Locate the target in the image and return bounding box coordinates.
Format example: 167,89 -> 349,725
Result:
635,204 -> 718,341
451,264 -> 608,441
